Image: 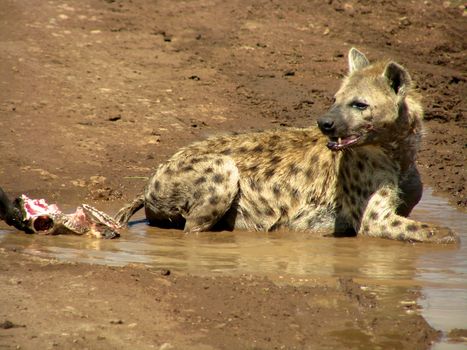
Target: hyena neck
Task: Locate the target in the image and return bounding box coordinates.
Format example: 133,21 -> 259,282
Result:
384,132 -> 420,174
384,96 -> 423,174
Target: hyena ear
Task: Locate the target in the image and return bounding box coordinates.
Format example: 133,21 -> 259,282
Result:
348,48 -> 370,73
383,62 -> 412,96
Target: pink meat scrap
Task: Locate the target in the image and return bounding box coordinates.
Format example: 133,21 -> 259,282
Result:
21,195 -> 61,219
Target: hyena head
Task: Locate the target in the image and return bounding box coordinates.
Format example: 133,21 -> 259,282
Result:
318,48 -> 423,151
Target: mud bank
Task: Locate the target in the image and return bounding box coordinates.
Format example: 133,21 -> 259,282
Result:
0,249 -> 439,349
0,0 -> 466,349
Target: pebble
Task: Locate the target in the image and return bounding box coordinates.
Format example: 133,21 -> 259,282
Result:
0,320 -> 15,329
110,319 -> 124,325
160,269 -> 171,276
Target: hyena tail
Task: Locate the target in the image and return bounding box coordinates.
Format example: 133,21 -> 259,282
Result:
114,193 -> 145,226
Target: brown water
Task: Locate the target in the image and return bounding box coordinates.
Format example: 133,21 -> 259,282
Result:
1,187 -> 466,348
410,188 -> 467,350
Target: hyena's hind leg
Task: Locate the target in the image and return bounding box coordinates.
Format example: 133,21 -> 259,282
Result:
114,193 -> 145,226
145,154 -> 240,232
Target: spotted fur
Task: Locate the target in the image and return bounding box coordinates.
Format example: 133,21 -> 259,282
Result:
115,48 -> 459,244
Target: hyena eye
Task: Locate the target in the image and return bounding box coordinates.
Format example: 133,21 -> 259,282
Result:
350,101 -> 369,110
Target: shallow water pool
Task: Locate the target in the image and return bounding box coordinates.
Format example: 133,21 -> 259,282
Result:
0,187 -> 465,348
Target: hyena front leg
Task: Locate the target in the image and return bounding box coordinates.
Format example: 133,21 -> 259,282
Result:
359,186 -> 459,244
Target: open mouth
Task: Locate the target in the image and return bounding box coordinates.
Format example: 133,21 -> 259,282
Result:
327,135 -> 360,151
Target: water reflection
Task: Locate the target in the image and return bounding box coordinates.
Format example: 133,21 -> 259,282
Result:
0,187 -> 466,347
0,231 -> 421,280
410,188 -> 467,349
0,223 -> 461,287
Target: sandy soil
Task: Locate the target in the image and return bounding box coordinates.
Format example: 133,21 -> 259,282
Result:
0,0 -> 465,348
0,249 -> 439,349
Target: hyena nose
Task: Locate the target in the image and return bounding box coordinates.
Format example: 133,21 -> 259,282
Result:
317,117 -> 335,134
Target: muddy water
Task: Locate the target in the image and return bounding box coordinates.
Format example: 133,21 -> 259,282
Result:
410,188 -> 467,349
1,187 -> 466,347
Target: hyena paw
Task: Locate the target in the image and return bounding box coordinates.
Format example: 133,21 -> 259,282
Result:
417,224 -> 460,244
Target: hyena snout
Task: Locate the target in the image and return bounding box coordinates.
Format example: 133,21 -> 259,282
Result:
317,115 -> 335,135
318,107 -> 362,151
317,108 -> 347,137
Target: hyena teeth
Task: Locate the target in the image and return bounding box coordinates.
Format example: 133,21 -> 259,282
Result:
338,137 -> 342,144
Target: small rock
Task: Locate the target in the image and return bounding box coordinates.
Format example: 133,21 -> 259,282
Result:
8,278 -> 22,285
399,17 -> 411,27
108,115 -> 121,122
0,320 -> 15,329
153,30 -> 172,42
89,175 -> 107,185
160,269 -> 171,276
110,319 -> 124,325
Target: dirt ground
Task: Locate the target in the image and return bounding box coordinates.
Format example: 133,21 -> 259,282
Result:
0,0 -> 465,349
0,249 -> 441,350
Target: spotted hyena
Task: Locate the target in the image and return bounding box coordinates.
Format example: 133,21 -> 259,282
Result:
115,48 -> 459,244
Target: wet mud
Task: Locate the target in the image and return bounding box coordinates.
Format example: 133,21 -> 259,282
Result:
0,0 -> 466,349
0,249 -> 440,349
1,186 -> 465,348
